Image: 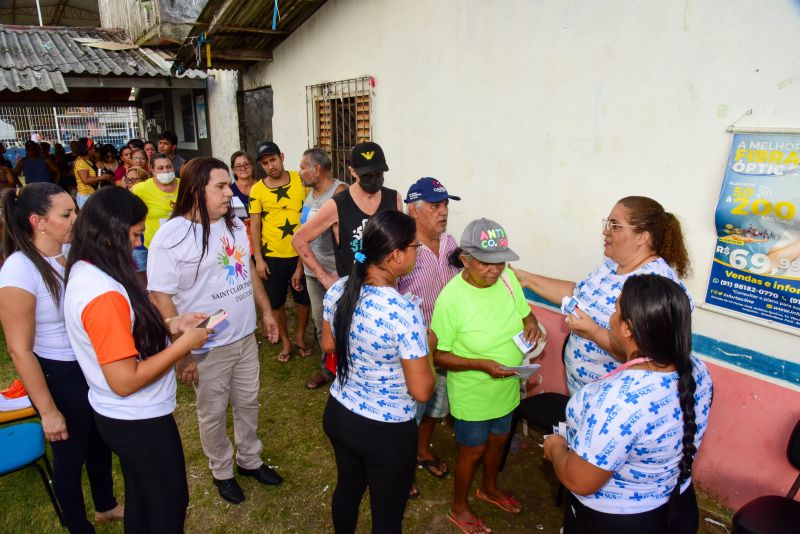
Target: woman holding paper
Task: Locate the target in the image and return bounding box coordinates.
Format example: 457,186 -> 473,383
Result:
431,218 -> 542,534
513,196 -> 691,394
543,274 -> 713,533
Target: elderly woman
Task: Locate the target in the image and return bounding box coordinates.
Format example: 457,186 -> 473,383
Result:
514,196 -> 690,394
544,274 -> 713,533
432,218 -> 542,534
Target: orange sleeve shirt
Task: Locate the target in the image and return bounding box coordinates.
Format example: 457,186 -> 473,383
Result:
80,291 -> 138,365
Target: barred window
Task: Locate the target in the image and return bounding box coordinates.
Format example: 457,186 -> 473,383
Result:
306,77 -> 372,183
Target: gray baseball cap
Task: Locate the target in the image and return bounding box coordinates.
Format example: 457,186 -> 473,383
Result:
460,218 -> 519,263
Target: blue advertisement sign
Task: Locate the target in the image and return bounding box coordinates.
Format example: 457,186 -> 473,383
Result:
705,133 -> 800,329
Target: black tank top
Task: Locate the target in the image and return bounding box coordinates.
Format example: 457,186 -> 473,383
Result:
332,186 -> 398,276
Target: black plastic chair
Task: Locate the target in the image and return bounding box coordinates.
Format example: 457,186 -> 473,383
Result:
500,333 -> 571,504
732,419 -> 800,534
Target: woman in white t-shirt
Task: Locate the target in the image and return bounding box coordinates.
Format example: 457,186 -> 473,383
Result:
543,274 -> 713,533
514,196 -> 691,394
63,187 -> 209,533
0,183 -> 124,532
321,210 -> 435,534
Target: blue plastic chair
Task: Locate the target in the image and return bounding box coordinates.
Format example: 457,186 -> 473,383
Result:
0,422 -> 64,525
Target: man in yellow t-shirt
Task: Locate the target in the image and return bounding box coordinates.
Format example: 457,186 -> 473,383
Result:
131,153 -> 179,274
248,141 -> 311,362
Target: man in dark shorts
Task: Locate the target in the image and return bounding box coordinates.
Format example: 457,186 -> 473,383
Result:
292,141 -> 402,290
249,141 -> 312,362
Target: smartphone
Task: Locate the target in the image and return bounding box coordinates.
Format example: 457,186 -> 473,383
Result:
195,309 -> 228,329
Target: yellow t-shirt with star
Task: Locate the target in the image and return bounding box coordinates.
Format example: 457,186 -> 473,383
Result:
248,171 -> 307,258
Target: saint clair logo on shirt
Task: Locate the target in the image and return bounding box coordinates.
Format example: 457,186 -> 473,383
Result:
217,236 -> 248,285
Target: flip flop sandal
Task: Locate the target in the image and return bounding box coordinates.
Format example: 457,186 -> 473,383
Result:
276,351 -> 292,363
418,457 -> 448,479
446,511 -> 491,534
294,344 -> 313,358
475,488 -> 522,514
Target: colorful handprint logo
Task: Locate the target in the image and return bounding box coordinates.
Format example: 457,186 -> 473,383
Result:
217,236 -> 249,285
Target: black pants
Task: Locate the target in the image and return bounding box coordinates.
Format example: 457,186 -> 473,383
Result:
564,484 -> 699,534
322,396 -> 417,534
94,412 -> 188,534
37,357 -> 117,534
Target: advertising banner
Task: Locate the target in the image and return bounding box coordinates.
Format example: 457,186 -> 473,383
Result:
705,133 -> 800,329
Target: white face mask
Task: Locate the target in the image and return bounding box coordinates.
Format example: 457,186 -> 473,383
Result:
155,171 -> 176,185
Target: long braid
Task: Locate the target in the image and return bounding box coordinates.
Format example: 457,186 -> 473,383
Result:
667,359 -> 697,532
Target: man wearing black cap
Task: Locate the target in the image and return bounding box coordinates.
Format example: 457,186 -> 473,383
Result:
292,141 -> 402,289
249,141 -> 312,363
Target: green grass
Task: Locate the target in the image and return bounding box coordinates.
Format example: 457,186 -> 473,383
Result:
0,307 -> 732,533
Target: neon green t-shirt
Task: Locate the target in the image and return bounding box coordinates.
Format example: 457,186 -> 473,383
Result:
430,268 -> 531,421
131,178 -> 180,248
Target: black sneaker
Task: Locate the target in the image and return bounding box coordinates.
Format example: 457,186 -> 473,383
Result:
213,477 -> 245,504
236,464 -> 283,486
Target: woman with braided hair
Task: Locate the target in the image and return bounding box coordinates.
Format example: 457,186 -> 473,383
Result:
543,274 -> 713,533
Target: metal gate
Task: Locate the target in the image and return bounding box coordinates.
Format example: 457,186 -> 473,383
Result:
0,105 -> 142,161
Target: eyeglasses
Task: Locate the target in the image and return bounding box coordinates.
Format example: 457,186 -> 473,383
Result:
602,218 -> 637,233
132,156 -> 147,162
233,163 -> 252,171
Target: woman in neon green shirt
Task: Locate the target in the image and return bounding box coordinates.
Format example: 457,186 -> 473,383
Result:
431,218 -> 542,534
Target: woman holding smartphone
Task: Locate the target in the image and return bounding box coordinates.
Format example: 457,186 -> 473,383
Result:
64,186 -> 210,533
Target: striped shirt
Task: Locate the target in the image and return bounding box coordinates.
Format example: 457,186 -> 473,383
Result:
397,232 -> 461,326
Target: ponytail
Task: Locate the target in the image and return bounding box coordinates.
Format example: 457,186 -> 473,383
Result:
448,247 -> 465,269
667,359 -> 697,531
618,196 -> 691,278
331,210 -> 416,387
333,260 -> 367,386
2,184 -> 68,305
659,212 -> 690,279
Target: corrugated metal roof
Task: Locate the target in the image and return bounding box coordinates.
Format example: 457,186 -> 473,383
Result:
173,0 -> 327,70
0,25 -> 206,94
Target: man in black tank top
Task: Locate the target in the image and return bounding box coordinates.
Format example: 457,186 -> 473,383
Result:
292,142 -> 402,289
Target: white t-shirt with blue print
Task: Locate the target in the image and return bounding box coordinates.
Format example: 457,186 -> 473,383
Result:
565,258 -> 691,394
566,356 -> 713,514
323,277 -> 428,423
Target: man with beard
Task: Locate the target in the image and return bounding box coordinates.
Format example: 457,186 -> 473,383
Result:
292,142 -> 401,289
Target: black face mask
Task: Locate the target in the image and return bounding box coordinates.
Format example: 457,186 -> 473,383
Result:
359,172 -> 384,194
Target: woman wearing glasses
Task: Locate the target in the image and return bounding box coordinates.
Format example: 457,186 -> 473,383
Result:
229,151 -> 256,222
129,149 -> 150,175
514,196 -> 690,394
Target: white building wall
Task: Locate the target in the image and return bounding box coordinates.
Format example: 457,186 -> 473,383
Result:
243,0 -> 800,375
207,69 -> 241,162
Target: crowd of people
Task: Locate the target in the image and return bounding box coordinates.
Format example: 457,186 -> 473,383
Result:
0,135 -> 714,534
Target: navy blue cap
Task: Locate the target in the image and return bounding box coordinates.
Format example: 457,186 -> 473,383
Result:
404,177 -> 461,204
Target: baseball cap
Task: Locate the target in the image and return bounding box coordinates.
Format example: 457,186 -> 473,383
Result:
256,141 -> 281,160
350,141 -> 388,175
404,177 -> 461,203
460,218 -> 519,263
